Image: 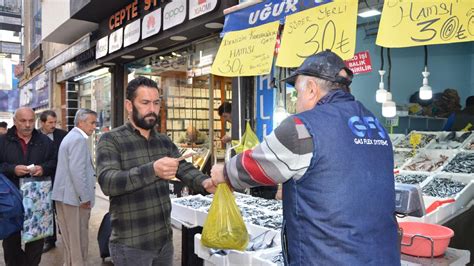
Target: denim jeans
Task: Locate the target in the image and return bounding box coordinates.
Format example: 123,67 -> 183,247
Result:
109,240 -> 174,266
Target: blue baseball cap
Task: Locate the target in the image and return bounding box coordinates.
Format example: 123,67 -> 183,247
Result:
283,50 -> 353,86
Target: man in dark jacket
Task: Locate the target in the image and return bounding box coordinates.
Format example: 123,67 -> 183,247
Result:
0,107 -> 57,266
444,96 -> 474,131
38,110 -> 68,252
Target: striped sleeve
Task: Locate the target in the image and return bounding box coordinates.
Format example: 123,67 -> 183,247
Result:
225,116 -> 314,190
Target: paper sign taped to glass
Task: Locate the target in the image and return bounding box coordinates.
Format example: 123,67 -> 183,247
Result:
20,177 -> 53,243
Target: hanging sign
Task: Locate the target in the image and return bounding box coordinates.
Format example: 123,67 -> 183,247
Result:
211,21 -> 279,77
344,51 -> 372,75
124,19 -> 141,47
163,0 -> 187,30
142,8 -> 162,40
276,0 -> 358,68
255,73 -> 274,141
189,0 -> 218,20
376,0 -> 474,48
222,0 -> 332,34
96,36 -> 108,59
109,28 -> 123,53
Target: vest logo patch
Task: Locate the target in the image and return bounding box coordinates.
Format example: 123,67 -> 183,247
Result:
348,116 -> 388,146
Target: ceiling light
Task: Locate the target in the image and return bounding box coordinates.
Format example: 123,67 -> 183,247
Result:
419,68 -> 432,100
159,56 -> 164,60
358,9 -> 381,18
204,22 -> 224,29
145,64 -> 151,68
170,36 -> 187,41
121,55 -> 135,59
376,70 -> 388,103
103,62 -> 115,66
382,93 -> 397,118
143,46 -> 158,51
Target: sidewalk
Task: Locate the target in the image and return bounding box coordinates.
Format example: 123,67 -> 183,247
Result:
0,184 -> 183,266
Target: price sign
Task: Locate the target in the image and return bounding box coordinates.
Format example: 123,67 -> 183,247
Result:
211,21 -> 279,77
276,0 -> 358,68
376,0 -> 474,48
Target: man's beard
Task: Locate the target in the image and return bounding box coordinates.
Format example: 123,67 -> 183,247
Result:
132,105 -> 159,130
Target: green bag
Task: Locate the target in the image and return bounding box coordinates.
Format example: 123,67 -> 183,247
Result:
201,183 -> 249,250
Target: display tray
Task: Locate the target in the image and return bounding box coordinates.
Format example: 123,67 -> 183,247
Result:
402,150 -> 455,173
425,131 -> 472,150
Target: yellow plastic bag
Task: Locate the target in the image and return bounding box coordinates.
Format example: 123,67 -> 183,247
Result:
233,121 -> 260,154
201,183 -> 249,250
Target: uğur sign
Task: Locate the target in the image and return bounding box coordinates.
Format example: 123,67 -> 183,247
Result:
344,50 -> 372,75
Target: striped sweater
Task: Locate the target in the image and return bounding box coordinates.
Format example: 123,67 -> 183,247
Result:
225,116 -> 313,189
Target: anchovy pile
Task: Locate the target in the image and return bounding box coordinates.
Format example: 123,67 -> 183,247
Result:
395,133 -> 436,149
240,206 -> 267,220
404,154 -> 449,172
395,174 -> 428,184
394,150 -> 415,169
247,214 -> 283,230
428,132 -> 471,149
237,197 -> 283,213
443,152 -> 474,174
422,178 -> 466,198
173,197 -> 212,210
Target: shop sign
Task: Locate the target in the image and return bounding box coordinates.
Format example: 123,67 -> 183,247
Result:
163,0 -> 187,31
109,28 -> 123,54
255,73 -> 274,141
14,63 -> 24,78
189,0 -> 218,20
198,54 -> 214,67
211,21 -> 279,77
0,41 -> 21,54
344,51 -> 372,75
222,0 -> 332,34
276,0 -> 358,67
60,49 -> 96,82
376,0 -> 474,48
142,8 -> 162,40
124,19 -> 141,47
19,72 -> 49,108
45,34 -> 90,71
96,36 -> 108,59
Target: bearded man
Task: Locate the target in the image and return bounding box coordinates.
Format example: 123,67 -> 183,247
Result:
96,76 -> 216,266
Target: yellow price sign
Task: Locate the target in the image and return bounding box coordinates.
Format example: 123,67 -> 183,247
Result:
409,133 -> 422,149
211,21 -> 279,77
276,0 -> 358,68
376,0 -> 474,48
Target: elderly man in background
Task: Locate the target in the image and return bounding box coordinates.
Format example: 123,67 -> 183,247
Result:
0,107 -> 57,266
52,109 -> 97,266
38,110 -> 68,253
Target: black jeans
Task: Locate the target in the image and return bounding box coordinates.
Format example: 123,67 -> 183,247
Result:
2,231 -> 44,266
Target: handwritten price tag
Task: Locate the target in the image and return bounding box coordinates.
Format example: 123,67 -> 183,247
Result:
211,21 -> 279,77
376,0 -> 474,47
276,0 -> 358,68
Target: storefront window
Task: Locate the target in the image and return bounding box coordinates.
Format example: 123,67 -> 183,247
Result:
126,37 -> 232,168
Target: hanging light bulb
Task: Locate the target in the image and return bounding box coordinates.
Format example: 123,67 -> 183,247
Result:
376,70 -> 387,103
419,66 -> 432,100
382,92 -> 396,118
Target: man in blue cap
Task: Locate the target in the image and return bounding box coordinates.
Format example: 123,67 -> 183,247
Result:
211,50 -> 400,265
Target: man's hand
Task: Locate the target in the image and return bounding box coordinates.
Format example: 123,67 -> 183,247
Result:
210,164 -> 226,185
31,165 -> 43,176
14,165 -> 30,176
154,157 -> 179,180
221,135 -> 231,144
80,201 -> 91,209
202,178 -> 216,194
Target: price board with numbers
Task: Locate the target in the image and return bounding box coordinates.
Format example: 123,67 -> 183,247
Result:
211,21 -> 279,77
376,0 -> 474,48
276,0 -> 358,67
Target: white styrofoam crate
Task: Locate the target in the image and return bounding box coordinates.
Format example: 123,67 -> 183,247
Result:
389,134 -> 405,146
422,173 -> 474,210
251,247 -> 283,266
461,132 -> 474,151
393,149 -> 417,170
394,170 -> 433,187
425,131 -> 472,150
171,195 -> 211,226
195,234 -> 230,266
394,131 -> 438,150
402,149 -> 456,173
